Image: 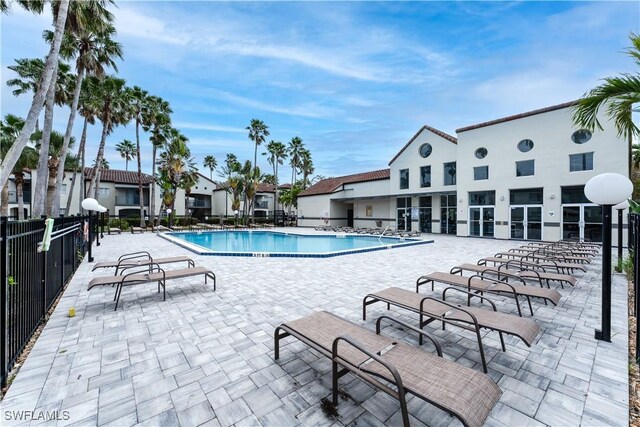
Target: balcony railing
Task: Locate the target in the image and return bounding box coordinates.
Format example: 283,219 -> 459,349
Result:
115,196 -> 149,206
187,199 -> 211,208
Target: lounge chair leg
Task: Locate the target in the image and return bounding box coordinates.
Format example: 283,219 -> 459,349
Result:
387,303 -> 390,310
273,327 -> 290,360
162,280 -> 166,301
332,361 -> 339,405
475,327 -> 488,373
527,297 -> 534,315
499,332 -> 506,352
419,314 -> 424,345
398,390 -> 410,427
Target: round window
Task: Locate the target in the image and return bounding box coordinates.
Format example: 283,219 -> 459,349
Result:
571,129 -> 592,144
517,139 -> 534,153
419,143 -> 433,158
475,147 -> 488,159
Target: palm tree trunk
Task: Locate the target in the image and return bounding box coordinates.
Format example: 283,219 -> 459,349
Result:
136,119 -> 145,227
16,176 -> 25,220
0,0 -> 69,189
94,168 -> 103,199
45,158 -> 59,216
89,121 -> 109,198
67,118 -> 87,214
274,161 -> 279,214
33,62 -> 58,218
1,183 -> 9,216
54,68 -> 84,217
150,144 -> 157,224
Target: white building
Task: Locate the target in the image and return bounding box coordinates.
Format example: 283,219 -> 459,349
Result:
298,101 -> 630,243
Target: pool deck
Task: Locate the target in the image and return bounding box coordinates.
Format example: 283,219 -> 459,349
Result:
0,229 -> 629,426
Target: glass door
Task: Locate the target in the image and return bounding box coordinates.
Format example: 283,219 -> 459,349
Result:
396,208 -> 411,231
419,208 -> 432,233
440,195 -> 457,234
469,207 -> 494,237
562,204 -> 602,242
510,205 -> 542,240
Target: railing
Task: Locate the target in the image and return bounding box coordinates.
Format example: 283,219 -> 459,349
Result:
1,215 -> 89,386
115,196 -> 149,206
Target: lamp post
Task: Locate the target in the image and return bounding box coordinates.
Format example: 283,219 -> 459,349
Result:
614,200 -> 629,262
234,209 -> 239,227
81,198 -> 101,262
584,173 -> 633,342
167,208 -> 172,228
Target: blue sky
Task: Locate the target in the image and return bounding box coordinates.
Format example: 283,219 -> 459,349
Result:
1,1 -> 638,181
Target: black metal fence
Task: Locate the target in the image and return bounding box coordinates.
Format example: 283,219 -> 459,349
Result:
1,215 -> 90,386
628,213 -> 640,363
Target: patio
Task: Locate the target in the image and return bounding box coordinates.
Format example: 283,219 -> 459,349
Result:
0,230 -> 629,426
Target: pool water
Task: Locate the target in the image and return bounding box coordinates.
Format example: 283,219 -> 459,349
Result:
163,230 -> 430,257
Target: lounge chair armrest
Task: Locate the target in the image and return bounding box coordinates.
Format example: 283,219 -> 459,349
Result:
375,315 -> 442,356
118,251 -> 152,262
120,262 -> 164,278
441,287 -> 497,311
331,335 -> 408,400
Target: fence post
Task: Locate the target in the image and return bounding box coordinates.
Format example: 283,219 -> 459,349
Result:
60,216 -> 65,289
1,217 -> 8,386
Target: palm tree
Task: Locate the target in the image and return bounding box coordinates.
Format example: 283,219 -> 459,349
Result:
157,129 -> 196,213
7,59 -> 74,217
1,114 -> 38,218
142,95 -> 172,223
92,157 -> 109,169
126,85 -> 151,226
263,140 -> 288,213
633,143 -> 640,169
218,153 -> 241,218
288,136 -> 304,187
31,130 -> 75,216
67,79 -> 98,211
83,75 -> 131,199
0,0 -> 70,190
203,155 -> 217,179
115,139 -> 136,171
573,33 -> 640,142
52,15 -> 121,215
246,119 -> 269,221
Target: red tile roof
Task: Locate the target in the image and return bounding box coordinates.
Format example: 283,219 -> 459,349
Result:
388,125 -> 457,165
84,167 -> 154,184
213,182 -> 291,192
456,100 -> 578,133
299,169 -> 390,197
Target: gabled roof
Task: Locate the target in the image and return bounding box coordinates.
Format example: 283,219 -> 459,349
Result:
299,169 -> 390,197
388,125 -> 457,166
84,167 -> 154,184
456,100 -> 578,133
213,182 -> 291,192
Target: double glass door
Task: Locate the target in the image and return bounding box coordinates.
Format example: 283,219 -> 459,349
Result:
562,204 -> 602,242
396,208 -> 412,231
510,205 -> 542,240
469,207 -> 494,237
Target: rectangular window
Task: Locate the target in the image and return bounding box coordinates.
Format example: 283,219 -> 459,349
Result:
444,162 -> 456,185
61,184 -> 67,195
419,196 -> 432,207
473,166 -> 488,181
561,186 -> 590,204
569,152 -> 594,172
396,197 -> 412,208
98,187 -> 110,197
399,169 -> 409,189
469,191 -> 495,206
510,188 -> 543,205
516,160 -> 535,177
420,166 -> 431,188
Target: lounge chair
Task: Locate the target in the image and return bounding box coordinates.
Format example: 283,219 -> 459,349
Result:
87,265 -> 216,310
452,262 -> 577,289
363,287 -> 540,372
274,311 -> 501,427
108,227 -> 122,235
489,253 -> 588,274
131,226 -> 145,233
478,256 -> 586,275
398,229 -> 421,238
92,251 -> 195,274
508,248 -> 592,263
417,272 -> 561,316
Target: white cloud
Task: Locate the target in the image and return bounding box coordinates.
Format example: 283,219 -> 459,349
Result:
174,122 -> 246,134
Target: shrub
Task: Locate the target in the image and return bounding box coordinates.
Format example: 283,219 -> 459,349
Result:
108,218 -> 130,231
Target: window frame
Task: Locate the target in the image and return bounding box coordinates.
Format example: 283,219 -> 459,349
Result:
473,166 -> 489,181
515,160 -> 535,177
569,152 -> 594,172
443,162 -> 456,186
399,168 -> 409,190
420,165 -> 431,188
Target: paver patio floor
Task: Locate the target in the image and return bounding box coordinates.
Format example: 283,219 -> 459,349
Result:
0,230 -> 629,426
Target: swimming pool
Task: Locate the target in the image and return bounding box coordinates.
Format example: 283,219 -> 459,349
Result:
162,230 -> 431,257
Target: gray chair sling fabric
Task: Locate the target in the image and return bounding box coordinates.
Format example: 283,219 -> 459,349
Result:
274,311 -> 501,427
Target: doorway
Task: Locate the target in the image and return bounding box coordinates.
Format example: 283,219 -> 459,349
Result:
347,208 -> 354,227
396,197 -> 412,231
469,207 -> 494,237
510,205 -> 543,240
562,204 -> 602,242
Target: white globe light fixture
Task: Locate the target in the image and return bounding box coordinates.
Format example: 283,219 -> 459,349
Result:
97,205 -> 107,213
584,173 -> 633,343
584,173 -> 633,206
81,197 -> 100,211
614,200 -> 630,211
